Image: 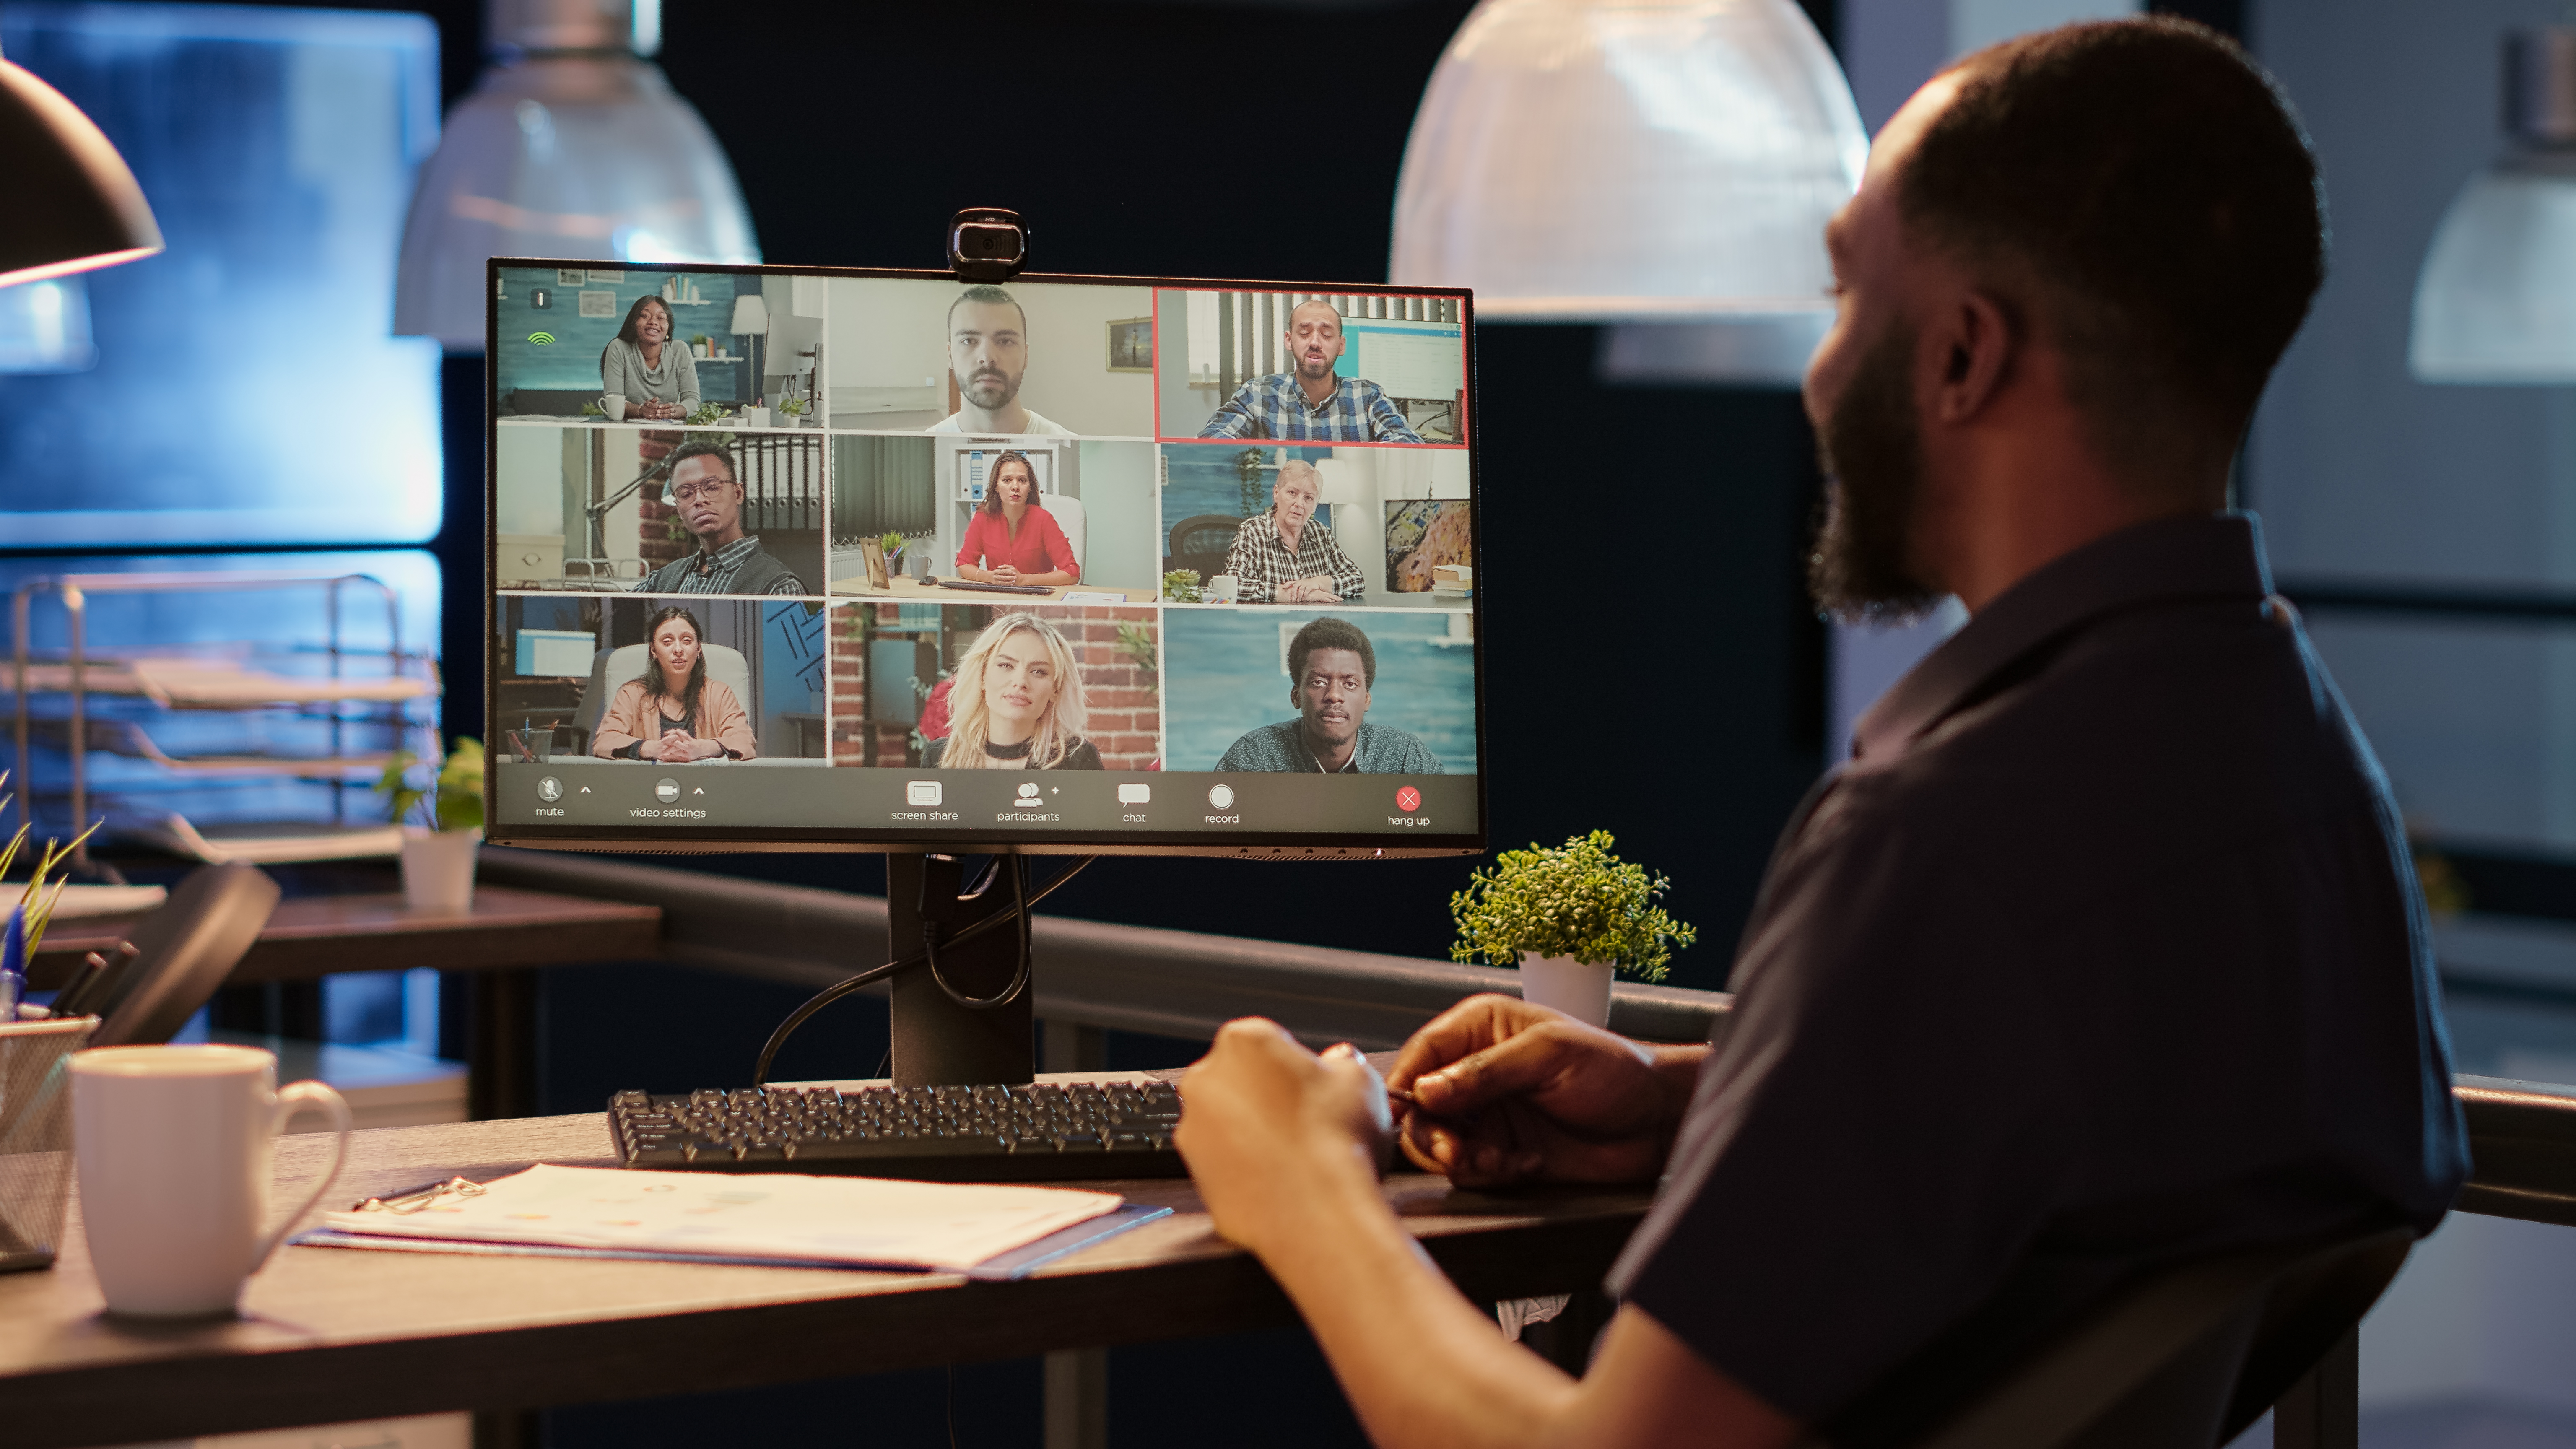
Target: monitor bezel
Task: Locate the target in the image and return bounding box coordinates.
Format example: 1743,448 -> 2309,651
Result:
481,257 -> 1487,859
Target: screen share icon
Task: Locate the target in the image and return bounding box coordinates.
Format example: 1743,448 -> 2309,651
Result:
906,781 -> 943,806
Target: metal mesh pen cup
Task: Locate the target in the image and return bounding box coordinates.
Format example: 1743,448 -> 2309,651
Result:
0,1016 -> 96,1272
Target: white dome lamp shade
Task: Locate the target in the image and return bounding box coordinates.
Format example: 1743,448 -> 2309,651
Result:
1389,0 -> 1867,386
2412,29 -> 2576,384
394,0 -> 758,352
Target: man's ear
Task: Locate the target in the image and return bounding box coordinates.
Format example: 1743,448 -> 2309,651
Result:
1930,289 -> 2016,426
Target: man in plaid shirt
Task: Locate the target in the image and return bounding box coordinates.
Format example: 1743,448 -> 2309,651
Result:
1198,299 -> 1425,443
1222,460 -> 1366,603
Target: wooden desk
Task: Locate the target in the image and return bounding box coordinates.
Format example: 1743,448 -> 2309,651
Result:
0,1114 -> 1653,1449
26,881 -> 662,1119
25,883 -> 661,990
828,575 -> 1155,603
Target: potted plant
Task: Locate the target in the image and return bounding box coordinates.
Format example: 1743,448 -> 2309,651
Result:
377,737 -> 486,913
1162,569 -> 1204,603
1449,830 -> 1696,1028
879,531 -> 906,575
780,395 -> 813,426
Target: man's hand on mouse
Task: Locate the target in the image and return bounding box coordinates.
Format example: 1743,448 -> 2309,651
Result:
1175,1020 -> 1391,1255
1387,994 -> 1698,1189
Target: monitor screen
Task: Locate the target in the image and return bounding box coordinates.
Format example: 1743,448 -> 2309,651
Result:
484,261 -> 1482,858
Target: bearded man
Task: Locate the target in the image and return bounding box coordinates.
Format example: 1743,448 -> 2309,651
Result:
1173,20 -> 2467,1449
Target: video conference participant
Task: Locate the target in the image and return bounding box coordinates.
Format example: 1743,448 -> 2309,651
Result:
632,440 -> 807,596
1172,21 -> 2466,1449
1222,461 -> 1364,604
923,612 -> 1104,769
592,605 -> 757,762
956,451 -> 1078,587
600,295 -> 698,422
1198,299 -> 1423,443
931,286 -> 1070,436
1216,617 -> 1439,774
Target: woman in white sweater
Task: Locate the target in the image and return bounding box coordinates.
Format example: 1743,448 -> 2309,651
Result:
599,294 -> 698,421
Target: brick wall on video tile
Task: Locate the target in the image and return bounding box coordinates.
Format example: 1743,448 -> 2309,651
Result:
634,431 -> 686,570
830,604 -> 917,768
1061,607 -> 1161,771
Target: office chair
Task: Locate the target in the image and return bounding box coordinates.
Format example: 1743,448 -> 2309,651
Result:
1904,1223 -> 2412,1449
571,641 -> 757,749
1167,513 -> 1242,583
88,862 -> 282,1047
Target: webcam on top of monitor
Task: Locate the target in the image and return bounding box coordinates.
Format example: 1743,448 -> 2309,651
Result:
948,207 -> 1026,282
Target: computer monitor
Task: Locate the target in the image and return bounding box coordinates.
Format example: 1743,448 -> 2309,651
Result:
483,257 -> 1484,1082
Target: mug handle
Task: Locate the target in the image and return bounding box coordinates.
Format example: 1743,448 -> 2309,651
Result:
252,1079 -> 353,1272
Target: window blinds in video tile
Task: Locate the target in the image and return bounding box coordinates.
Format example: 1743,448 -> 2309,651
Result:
490,267 -> 1475,838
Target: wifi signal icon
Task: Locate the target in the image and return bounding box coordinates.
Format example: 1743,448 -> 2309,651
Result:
528,332 -> 556,346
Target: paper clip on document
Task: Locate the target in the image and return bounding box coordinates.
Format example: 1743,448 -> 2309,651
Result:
353,1177 -> 487,1215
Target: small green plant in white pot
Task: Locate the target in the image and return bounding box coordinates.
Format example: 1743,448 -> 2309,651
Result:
1448,830 -> 1696,1028
378,737 -> 486,913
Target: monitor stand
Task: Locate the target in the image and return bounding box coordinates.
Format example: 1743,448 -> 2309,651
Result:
886,853 -> 1035,1087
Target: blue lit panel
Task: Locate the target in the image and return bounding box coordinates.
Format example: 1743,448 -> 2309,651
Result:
0,4 -> 442,545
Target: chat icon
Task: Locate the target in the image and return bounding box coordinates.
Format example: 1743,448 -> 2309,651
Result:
1118,784 -> 1150,805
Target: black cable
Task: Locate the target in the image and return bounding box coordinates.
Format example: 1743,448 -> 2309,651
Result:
749,855 -> 1096,1088
923,856 -> 1031,1010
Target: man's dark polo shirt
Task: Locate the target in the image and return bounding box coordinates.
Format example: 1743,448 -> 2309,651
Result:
1606,514 -> 2467,1443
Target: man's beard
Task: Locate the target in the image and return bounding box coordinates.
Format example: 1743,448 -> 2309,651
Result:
1808,322 -> 1939,622
1295,353 -> 1333,381
963,368 -> 1016,408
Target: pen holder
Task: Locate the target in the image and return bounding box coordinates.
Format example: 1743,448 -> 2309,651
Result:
0,1015 -> 97,1272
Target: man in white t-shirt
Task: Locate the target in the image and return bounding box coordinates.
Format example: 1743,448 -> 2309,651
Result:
929,285 -> 1072,436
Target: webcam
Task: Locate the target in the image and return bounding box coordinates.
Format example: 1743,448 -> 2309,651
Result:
948,208 -> 1027,283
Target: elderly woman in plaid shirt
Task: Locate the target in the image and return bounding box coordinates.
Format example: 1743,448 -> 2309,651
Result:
1221,460 -> 1366,604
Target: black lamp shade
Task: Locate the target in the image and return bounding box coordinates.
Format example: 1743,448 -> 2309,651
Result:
0,57 -> 162,289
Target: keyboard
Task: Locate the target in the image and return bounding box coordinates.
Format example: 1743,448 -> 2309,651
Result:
607,1080 -> 1188,1182
930,578 -> 1054,595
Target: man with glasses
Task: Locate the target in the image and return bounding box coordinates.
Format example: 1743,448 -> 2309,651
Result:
632,439 -> 807,596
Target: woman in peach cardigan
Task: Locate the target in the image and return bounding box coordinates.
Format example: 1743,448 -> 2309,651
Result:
591,605 -> 758,761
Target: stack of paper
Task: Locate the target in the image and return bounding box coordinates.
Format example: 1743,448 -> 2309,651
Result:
317,1164 -> 1124,1272
1431,564 -> 1473,601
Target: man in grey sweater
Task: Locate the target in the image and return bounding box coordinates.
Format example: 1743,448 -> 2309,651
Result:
1215,617 -> 1442,774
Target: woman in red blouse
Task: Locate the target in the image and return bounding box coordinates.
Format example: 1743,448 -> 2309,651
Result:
955,451 -> 1079,587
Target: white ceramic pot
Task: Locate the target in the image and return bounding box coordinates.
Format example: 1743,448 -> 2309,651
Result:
400,827 -> 481,913
738,405 -> 769,428
1519,952 -> 1613,1028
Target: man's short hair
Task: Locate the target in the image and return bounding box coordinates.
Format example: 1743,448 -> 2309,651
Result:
1903,19 -> 2323,493
1286,297 -> 1343,331
948,284 -> 1027,335
1289,617 -> 1376,688
662,439 -> 736,486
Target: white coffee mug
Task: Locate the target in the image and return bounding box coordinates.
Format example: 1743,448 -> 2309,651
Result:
71,1045 -> 352,1317
601,395 -> 627,421
1206,574 -> 1240,604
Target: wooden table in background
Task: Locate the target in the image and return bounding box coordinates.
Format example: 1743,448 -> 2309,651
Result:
26,882 -> 662,1119
0,1112 -> 1652,1449
827,575 -> 1156,603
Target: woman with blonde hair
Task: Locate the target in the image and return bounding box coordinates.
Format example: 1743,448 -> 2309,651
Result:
592,605 -> 757,761
924,612 -> 1102,769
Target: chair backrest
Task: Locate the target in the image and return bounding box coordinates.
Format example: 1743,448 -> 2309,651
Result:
1904,1225 -> 2413,1449
573,642 -> 755,746
1046,493 -> 1086,575
1167,513 -> 1241,581
89,863 -> 282,1047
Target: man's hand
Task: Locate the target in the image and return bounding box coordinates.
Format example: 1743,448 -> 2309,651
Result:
1387,994 -> 1701,1189
1176,1020 -> 1391,1257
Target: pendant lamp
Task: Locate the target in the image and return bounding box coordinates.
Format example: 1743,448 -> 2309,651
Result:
1389,0 -> 1865,384
0,46 -> 162,289
394,0 -> 757,351
2412,29 -> 2576,384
